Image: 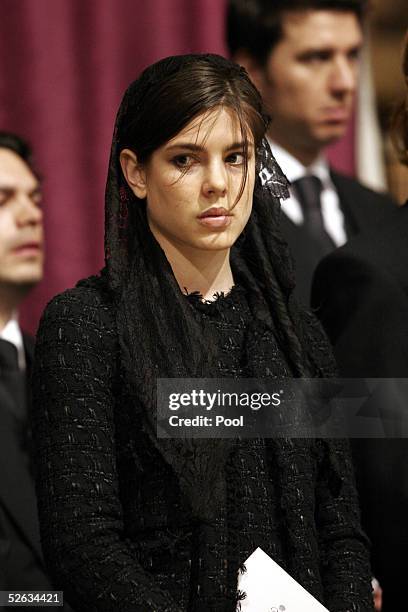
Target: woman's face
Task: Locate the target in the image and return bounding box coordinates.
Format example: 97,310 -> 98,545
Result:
127,107 -> 255,256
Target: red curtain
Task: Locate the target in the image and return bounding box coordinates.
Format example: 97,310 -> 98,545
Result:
0,0 -> 352,334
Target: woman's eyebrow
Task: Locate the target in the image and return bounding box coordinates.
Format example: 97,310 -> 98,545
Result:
165,143 -> 204,152
225,141 -> 253,151
165,141 -> 253,152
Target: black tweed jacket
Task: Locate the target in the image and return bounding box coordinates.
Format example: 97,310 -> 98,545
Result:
31,276 -> 373,612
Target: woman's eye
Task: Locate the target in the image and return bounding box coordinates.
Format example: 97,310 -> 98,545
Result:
172,155 -> 194,168
226,152 -> 245,165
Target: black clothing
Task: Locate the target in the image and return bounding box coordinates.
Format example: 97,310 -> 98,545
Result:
281,170 -> 397,305
0,336 -> 45,586
186,284 -> 292,377
32,275 -> 373,612
32,56 -> 373,612
0,335 -> 70,610
312,203 -> 408,377
311,203 -> 408,611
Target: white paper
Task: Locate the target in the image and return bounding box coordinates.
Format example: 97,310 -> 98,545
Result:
237,547 -> 329,612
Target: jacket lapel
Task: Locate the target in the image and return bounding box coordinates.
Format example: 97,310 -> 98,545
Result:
330,171 -> 361,237
330,169 -> 394,237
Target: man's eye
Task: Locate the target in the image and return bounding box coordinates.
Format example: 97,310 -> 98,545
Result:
172,155 -> 194,168
226,152 -> 245,165
0,190 -> 10,206
300,51 -> 331,63
348,48 -> 361,62
31,191 -> 43,206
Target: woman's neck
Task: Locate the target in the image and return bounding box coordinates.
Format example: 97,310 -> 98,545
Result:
158,238 -> 234,300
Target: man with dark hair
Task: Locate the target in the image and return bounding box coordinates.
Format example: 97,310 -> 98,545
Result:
227,0 -> 396,304
0,132 -> 65,607
311,35 -> 408,611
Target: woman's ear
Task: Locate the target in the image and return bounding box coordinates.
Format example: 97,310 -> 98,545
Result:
120,149 -> 147,199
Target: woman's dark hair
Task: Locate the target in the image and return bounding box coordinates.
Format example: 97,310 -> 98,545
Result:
119,56 -> 267,158
391,33 -> 408,166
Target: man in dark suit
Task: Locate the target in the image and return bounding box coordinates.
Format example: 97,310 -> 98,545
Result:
311,204 -> 408,610
226,0 -> 396,304
0,132 -> 68,608
312,39 -> 408,606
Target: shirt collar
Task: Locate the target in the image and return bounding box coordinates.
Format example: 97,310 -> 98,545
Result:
267,139 -> 332,188
1,315 -> 26,370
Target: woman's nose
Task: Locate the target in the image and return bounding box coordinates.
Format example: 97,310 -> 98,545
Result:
201,160 -> 227,198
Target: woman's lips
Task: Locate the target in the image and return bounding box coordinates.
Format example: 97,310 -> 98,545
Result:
197,207 -> 232,229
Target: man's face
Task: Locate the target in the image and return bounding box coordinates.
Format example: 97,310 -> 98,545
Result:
0,148 -> 44,290
258,10 -> 363,159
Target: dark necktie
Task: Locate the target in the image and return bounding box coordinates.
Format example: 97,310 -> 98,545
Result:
292,175 -> 335,257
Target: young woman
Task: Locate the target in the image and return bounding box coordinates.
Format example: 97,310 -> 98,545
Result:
32,54 -> 373,611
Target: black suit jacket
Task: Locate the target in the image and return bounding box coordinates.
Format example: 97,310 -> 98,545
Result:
311,203 -> 408,610
0,334 -> 72,610
280,170 -> 397,305
311,203 -> 408,376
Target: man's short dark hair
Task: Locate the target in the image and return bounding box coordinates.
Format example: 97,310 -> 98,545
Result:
0,131 -> 38,177
226,0 -> 367,66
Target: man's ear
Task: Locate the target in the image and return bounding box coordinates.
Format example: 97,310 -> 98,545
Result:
233,50 -> 265,93
119,149 -> 147,199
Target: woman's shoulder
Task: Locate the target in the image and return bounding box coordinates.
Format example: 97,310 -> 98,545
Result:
37,272 -> 116,346
44,271 -> 112,312
33,274 -> 119,420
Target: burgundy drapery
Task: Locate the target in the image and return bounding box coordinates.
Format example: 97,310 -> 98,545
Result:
0,0 -> 353,334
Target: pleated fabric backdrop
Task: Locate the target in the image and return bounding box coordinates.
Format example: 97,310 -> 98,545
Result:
0,0 -> 354,333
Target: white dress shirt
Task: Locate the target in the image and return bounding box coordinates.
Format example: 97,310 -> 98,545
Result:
269,140 -> 347,248
0,315 -> 26,370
